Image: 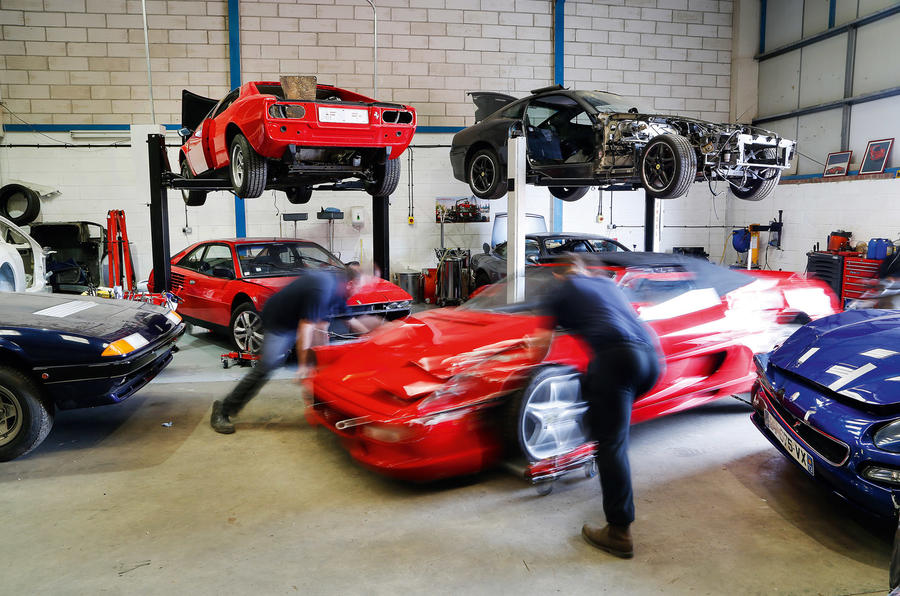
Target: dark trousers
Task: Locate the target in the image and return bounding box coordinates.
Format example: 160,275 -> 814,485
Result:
583,341 -> 661,526
221,329 -> 296,417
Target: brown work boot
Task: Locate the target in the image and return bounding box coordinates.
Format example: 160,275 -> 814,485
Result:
581,522 -> 634,558
210,400 -> 235,434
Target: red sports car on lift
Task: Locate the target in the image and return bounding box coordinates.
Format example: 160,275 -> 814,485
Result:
178,79 -> 416,206
306,253 -> 839,483
149,238 -> 412,353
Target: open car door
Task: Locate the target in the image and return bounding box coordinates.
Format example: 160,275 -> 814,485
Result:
468,91 -> 517,123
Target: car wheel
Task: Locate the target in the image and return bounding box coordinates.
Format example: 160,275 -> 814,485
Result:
0,183 -> 41,226
0,365 -> 53,462
230,302 -> 264,354
503,365 -> 590,462
548,186 -> 589,202
229,133 -> 267,199
180,159 -> 208,206
285,186 -> 313,204
365,158 -> 401,197
468,148 -> 507,200
474,270 -> 491,289
639,134 -> 697,199
729,148 -> 780,202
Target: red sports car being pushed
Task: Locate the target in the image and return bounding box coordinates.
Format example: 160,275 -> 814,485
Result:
149,238 -> 412,353
306,253 -> 839,482
178,79 -> 416,206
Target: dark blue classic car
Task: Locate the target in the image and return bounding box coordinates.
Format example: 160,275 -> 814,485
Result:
0,293 -> 184,461
750,309 -> 900,588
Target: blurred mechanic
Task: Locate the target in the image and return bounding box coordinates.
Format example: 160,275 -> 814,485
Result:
534,255 -> 662,558
210,268 -> 378,434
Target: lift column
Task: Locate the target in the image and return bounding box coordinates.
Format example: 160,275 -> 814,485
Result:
147,133 -> 171,293
372,194 -> 389,280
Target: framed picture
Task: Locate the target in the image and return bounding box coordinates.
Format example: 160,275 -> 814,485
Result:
823,151 -> 852,177
859,138 -> 894,175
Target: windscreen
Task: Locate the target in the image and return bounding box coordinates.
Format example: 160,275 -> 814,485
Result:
578,91 -> 649,114
236,242 -> 344,278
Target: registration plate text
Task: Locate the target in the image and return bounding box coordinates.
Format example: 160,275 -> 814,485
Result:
318,107 -> 368,124
765,409 -> 815,476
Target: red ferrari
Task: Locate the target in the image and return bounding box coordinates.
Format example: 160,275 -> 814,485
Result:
150,238 -> 412,353
306,253 -> 839,482
178,80 -> 416,206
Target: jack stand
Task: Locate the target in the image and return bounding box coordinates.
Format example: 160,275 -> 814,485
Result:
317,208 -> 344,253
282,212 -> 308,238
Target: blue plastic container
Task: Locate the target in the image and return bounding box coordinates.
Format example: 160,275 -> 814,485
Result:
867,238 -> 890,260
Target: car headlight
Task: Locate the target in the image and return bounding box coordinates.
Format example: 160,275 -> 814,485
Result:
861,465 -> 900,486
102,332 -> 149,357
874,420 -> 900,453
388,300 -> 411,310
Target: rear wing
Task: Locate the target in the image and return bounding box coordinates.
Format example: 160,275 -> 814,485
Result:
468,91 -> 517,123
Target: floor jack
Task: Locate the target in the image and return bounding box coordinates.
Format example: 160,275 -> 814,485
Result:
506,442 -> 599,495
220,351 -> 260,369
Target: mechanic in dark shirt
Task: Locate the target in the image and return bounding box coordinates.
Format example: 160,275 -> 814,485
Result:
536,255 -> 662,558
211,268 -> 373,434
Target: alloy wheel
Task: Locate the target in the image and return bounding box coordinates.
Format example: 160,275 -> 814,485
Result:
231,144 -> 244,187
0,386 -> 23,447
470,154 -> 496,194
520,372 -> 590,461
232,310 -> 263,354
642,142 -> 676,191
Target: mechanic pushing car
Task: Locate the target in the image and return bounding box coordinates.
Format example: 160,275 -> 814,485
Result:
210,267 -> 379,434
533,255 -> 662,558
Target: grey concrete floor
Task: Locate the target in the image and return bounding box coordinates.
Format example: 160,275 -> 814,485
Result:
0,324 -> 893,595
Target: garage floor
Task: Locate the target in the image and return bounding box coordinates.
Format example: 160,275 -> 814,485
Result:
0,325 -> 893,595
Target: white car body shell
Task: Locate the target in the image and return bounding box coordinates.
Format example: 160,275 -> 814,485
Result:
0,215 -> 49,293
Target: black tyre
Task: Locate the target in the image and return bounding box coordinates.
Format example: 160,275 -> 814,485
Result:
229,133 -> 267,198
502,365 -> 590,462
467,148 -> 507,200
365,158 -> 401,197
0,183 -> 41,226
286,186 -> 313,204
474,269 -> 491,289
230,302 -> 264,354
729,148 -> 780,202
180,159 -> 208,206
0,365 -> 53,462
548,186 -> 590,202
639,134 -> 697,199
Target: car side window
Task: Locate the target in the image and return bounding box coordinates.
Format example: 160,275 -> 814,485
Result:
201,244 -> 234,276
213,90 -> 239,118
499,101 -> 526,120
177,246 -> 207,272
589,239 -> 626,252
525,95 -> 594,165
494,242 -> 507,258
525,239 -> 540,257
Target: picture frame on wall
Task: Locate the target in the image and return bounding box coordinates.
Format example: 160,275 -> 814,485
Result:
859,138 -> 894,175
823,151 -> 852,177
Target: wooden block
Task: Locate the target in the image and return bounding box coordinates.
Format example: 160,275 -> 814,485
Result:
280,75 -> 317,101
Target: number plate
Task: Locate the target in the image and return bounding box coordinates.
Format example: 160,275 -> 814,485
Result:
317,107 -> 368,124
765,409 -> 815,476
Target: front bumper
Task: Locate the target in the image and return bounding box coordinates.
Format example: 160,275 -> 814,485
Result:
750,377 -> 900,521
305,386 -> 502,482
36,324 -> 184,410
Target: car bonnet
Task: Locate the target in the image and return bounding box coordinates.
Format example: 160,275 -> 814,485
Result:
0,292 -> 178,343
770,310 -> 900,406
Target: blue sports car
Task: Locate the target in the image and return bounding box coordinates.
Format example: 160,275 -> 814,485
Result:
750,309 -> 900,588
0,293 -> 184,461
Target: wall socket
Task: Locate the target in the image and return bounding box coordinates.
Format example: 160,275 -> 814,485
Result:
182,226 -> 192,234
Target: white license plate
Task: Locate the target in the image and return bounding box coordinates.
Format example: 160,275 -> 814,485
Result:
765,409 -> 814,476
318,107 -> 368,124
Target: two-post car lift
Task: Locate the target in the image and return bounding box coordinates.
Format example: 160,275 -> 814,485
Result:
145,133 -> 392,293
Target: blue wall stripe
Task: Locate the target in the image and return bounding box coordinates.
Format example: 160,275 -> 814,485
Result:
5,124 -> 465,135
759,0 -> 767,54
552,0 -> 566,233
227,0 -> 245,238
828,0 -> 836,28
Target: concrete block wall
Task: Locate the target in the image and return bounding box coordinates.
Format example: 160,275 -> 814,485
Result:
1,0 -> 734,127
565,0 -> 734,121
0,0 -> 231,125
